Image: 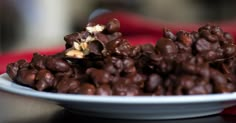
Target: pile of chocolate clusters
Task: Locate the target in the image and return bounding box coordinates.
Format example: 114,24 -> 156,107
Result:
6,19 -> 236,96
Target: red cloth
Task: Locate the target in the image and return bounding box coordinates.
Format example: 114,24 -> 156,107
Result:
0,11 -> 236,115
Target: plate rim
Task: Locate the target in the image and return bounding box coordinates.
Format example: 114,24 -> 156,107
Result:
1,73 -> 236,104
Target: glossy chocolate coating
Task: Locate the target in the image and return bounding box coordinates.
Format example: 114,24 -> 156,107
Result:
6,19 -> 236,96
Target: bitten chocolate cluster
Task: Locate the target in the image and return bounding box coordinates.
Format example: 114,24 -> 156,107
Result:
6,19 -> 236,96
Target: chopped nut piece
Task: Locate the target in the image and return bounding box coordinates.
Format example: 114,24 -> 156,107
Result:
86,24 -> 105,33
65,50 -> 84,58
86,36 -> 95,42
81,35 -> 95,42
80,42 -> 88,50
73,42 -> 81,50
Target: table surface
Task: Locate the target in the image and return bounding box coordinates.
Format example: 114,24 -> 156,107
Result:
0,91 -> 235,123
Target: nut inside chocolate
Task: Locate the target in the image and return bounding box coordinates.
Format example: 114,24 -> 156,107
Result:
6,19 -> 236,96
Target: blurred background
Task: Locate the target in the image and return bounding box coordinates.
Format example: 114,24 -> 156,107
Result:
1,0 -> 236,53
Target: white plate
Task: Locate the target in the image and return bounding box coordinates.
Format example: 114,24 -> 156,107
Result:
0,73 -> 236,120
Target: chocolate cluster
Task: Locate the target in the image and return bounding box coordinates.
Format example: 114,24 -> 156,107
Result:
6,19 -> 236,96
